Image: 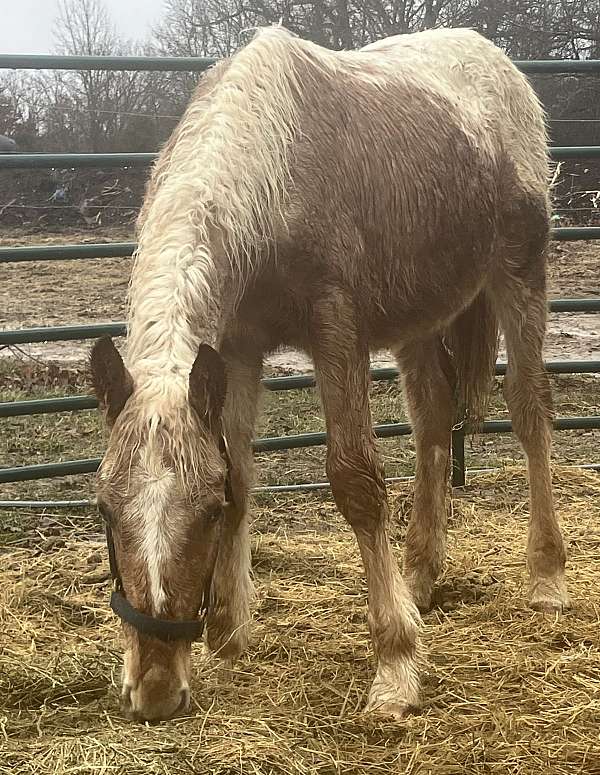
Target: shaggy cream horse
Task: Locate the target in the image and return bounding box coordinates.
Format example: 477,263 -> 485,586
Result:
91,26 -> 568,722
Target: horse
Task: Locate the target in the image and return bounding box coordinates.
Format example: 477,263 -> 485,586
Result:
90,25 -> 569,722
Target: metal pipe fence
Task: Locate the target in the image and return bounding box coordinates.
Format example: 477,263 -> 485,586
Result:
1,299 -> 598,347
1,52 -> 599,503
2,229 -> 600,265
1,53 -> 599,72
1,146 -> 599,170
2,416 -> 599,486
4,459 -> 600,510
1,360 -> 600,419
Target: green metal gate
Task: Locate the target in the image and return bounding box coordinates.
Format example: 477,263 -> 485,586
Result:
0,53 -> 599,503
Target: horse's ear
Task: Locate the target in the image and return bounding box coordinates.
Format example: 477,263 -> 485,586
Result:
189,344 -> 227,431
90,337 -> 134,425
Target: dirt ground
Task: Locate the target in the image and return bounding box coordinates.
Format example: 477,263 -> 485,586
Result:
1,228 -> 599,367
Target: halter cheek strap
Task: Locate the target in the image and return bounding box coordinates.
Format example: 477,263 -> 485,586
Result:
103,433 -> 233,643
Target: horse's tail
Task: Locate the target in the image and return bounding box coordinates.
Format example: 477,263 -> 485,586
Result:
445,291 -> 499,430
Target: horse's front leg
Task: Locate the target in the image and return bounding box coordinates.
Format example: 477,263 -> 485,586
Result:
312,289 -> 422,718
206,345 -> 263,658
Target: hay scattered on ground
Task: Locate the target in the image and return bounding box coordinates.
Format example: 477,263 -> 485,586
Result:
1,466 -> 600,775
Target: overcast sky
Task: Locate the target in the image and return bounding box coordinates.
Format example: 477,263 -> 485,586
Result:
0,0 -> 166,55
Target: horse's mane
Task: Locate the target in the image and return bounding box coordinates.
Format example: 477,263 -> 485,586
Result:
125,28 -> 315,385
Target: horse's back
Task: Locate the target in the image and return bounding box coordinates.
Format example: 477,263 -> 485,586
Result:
280,27 -> 549,256
359,28 -> 549,193
282,32 -> 507,259
261,28 -> 550,339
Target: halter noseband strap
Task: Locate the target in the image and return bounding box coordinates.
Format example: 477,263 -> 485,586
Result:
110,586 -> 205,643
103,433 -> 233,643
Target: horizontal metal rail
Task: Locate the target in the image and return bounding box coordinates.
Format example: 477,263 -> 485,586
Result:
2,298 -> 598,347
1,228 -> 599,265
0,457 -> 100,483
547,298 -> 600,312
550,146 -> 600,159
3,460 -> 600,509
1,396 -> 98,417
0,242 -> 135,264
493,360 -> 600,376
0,323 -> 126,345
1,54 -> 599,74
1,147 -> 598,170
0,499 -> 93,509
517,60 -> 600,73
0,54 -> 217,72
2,360 -> 599,418
483,416 -> 600,433
0,153 -> 153,169
553,228 -> 600,241
1,415 -> 598,484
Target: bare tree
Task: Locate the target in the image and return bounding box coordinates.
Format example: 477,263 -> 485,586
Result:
48,0 -> 160,151
5,0 -> 600,154
152,0 -> 457,59
0,73 -> 45,149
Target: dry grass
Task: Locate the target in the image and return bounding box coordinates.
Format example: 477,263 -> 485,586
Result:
1,466 -> 600,774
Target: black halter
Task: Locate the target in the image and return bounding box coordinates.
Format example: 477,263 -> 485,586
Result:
103,434 -> 233,643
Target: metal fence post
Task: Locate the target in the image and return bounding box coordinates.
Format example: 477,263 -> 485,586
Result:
451,425 -> 466,487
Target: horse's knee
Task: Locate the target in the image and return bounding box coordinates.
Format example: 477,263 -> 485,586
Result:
326,446 -> 387,528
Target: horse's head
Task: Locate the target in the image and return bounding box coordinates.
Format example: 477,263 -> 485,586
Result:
90,337 -> 229,721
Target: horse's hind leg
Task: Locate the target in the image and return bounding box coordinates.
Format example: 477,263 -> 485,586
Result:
490,264 -> 569,612
394,338 -> 454,611
312,289 -> 421,718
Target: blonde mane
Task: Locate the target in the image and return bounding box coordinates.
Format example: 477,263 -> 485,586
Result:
125,27 -> 310,396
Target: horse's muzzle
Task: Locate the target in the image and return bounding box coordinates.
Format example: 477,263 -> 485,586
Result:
122,666 -> 191,722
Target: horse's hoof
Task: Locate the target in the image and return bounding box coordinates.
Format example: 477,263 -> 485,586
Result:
529,597 -> 571,614
364,658 -> 420,721
364,700 -> 413,720
529,575 -> 570,614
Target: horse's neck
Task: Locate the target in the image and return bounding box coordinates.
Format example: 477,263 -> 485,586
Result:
125,221 -> 224,390
123,28 -> 299,385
